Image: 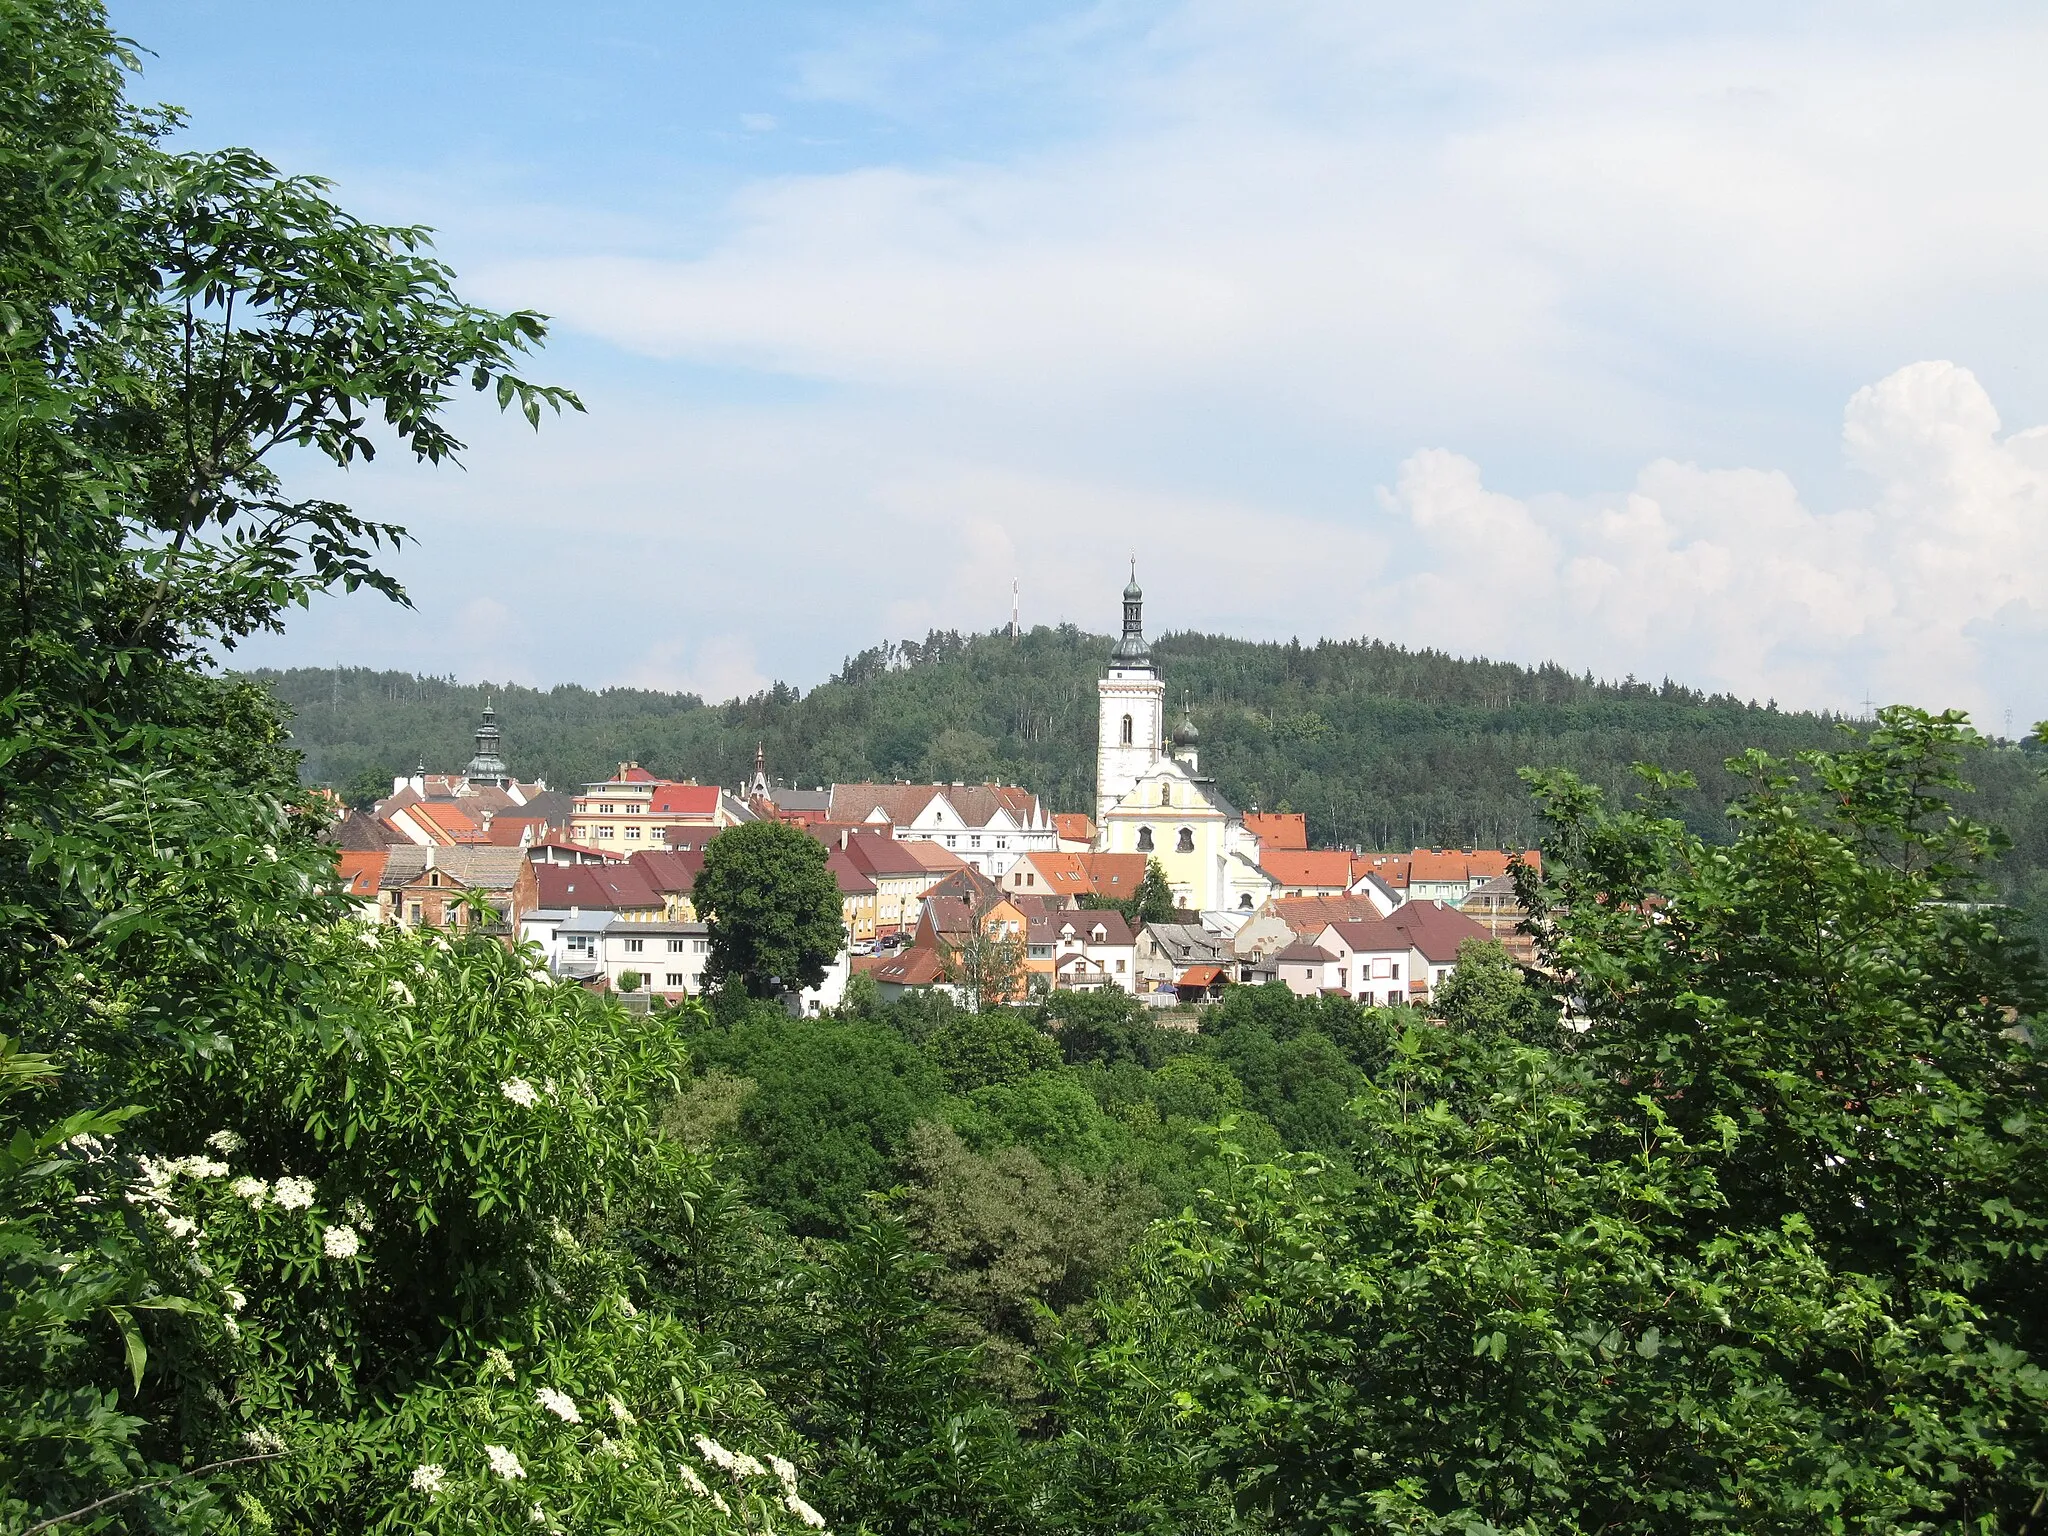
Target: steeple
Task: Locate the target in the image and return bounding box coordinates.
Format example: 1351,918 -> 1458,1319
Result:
746,742 -> 771,801
464,698 -> 511,787
1111,557 -> 1152,671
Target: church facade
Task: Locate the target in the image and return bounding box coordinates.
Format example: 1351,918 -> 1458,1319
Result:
1093,573 -> 1276,914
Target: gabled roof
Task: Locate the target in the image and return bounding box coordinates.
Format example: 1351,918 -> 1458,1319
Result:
827,782 -> 1045,832
534,862 -> 662,911
1243,811 -> 1308,851
1258,849 -> 1357,890
1016,850 -> 1147,896
325,808 -> 398,851
925,866 -> 1000,905
900,839 -> 970,875
836,832 -> 932,879
1177,964 -> 1227,988
825,849 -> 878,896
1264,894 -> 1390,932
483,812 -> 550,846
648,784 -> 722,818
874,946 -> 947,986
1055,910 -> 1134,945
380,846 -> 528,892
1052,812 -> 1094,842
629,848 -> 704,895
1323,902 -> 1492,964
1407,848 -> 1542,884
1273,940 -> 1335,963
335,848 -> 388,897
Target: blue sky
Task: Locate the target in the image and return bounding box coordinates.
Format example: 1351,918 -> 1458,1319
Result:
119,1 -> 2048,729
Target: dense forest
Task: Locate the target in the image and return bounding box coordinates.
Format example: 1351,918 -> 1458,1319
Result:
249,629 -> 2048,893
8,7 -> 2048,1534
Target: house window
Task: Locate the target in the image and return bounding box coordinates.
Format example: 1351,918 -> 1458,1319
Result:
666,972 -> 686,988
1121,713 -> 1133,746
429,872 -> 441,887
970,835 -> 981,849
693,939 -> 710,953
667,939 -> 685,953
1027,872 -> 1037,886
625,938 -> 644,954
600,803 -> 615,814
1116,959 -> 1126,972
945,834 -> 957,847
626,826 -> 641,840
1176,826 -> 1194,853
1137,826 -> 1154,852
407,903 -> 422,924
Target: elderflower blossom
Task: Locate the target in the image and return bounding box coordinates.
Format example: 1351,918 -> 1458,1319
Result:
343,1196 -> 374,1232
178,1156 -> 231,1179
322,1225 -> 361,1260
528,1505 -> 549,1527
231,1176 -> 269,1207
785,1493 -> 828,1530
693,1435 -> 736,1472
606,1393 -> 635,1426
243,1426 -> 286,1455
484,1444 -> 525,1481
207,1129 -> 245,1154
163,1215 -> 198,1240
616,1296 -> 638,1319
272,1176 -> 316,1212
225,1288 -> 246,1311
678,1464 -> 711,1497
729,1452 -> 768,1480
535,1387 -> 581,1424
593,1434 -> 633,1462
410,1463 -> 447,1495
770,1455 -> 799,1493
499,1078 -> 539,1108
223,1316 -> 240,1341
482,1348 -> 516,1382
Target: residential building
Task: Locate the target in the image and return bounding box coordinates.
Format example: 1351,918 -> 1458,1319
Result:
1405,848 -> 1541,904
1233,894 -> 1398,980
825,781 -> 1058,878
869,944 -> 953,1005
1134,920 -> 1234,999
377,846 -> 537,932
1270,940 -> 1339,997
1311,901 -> 1494,1006
528,909 -> 613,980
1242,810 -> 1308,851
1053,812 -> 1094,852
1257,848 -> 1360,898
377,706 -> 560,838
999,849 -> 1148,904
832,827 -> 941,935
568,762 -> 754,856
598,919 -> 713,999
1043,910 -> 1137,992
627,848 -> 705,921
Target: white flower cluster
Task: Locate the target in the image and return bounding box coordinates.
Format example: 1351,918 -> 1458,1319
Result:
343,1196 -> 375,1232
499,1077 -> 540,1108
535,1387 -> 581,1424
322,1224 -> 361,1260
686,1435 -> 827,1529
243,1425 -> 286,1455
164,1215 -> 199,1241
273,1176 -> 316,1212
482,1348 -> 516,1382
206,1130 -> 245,1154
485,1444 -> 525,1480
410,1462 -> 446,1495
231,1176 -> 269,1207
606,1393 -> 635,1426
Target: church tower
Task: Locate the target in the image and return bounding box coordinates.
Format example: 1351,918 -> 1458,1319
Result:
1096,566 -> 1166,828
464,700 -> 512,788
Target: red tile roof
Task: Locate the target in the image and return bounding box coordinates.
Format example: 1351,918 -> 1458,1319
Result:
1177,964 -> 1227,987
335,849 -> 388,897
1052,812 -> 1094,842
628,848 -> 704,894
1258,849 -> 1358,890
535,862 -> 662,911
1321,902 -> 1492,965
649,784 -> 722,818
1243,811 -> 1308,850
874,946 -> 947,986
1407,849 -> 1541,884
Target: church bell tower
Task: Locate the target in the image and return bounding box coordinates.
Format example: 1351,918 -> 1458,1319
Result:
1095,564 -> 1165,829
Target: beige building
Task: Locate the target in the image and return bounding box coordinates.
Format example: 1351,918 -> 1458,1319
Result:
568,763 -> 753,855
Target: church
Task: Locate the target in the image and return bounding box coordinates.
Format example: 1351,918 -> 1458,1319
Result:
1092,571 -> 1275,913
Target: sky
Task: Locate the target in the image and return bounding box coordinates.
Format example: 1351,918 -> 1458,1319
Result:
117,0 -> 2048,730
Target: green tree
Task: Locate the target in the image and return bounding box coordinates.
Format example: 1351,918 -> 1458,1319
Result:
1428,936 -> 1557,1042
940,917 -> 1029,1012
693,819 -> 845,999
921,1010 -> 1060,1092
1082,856 -> 1178,927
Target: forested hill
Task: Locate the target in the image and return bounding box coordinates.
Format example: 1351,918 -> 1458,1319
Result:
241,625 -> 2048,868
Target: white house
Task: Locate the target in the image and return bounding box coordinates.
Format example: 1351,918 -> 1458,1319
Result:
827,782 -> 1059,879
1312,901 -> 1493,1006
1043,910 -> 1138,993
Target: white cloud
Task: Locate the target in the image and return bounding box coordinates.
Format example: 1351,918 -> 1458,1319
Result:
1374,362 -> 2048,725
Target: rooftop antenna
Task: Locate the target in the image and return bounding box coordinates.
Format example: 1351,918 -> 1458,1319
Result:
1011,578 -> 1019,642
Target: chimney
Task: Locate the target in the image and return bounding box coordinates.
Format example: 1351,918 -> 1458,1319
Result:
425,847 -> 437,870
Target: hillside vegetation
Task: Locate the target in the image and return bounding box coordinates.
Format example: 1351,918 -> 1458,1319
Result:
245,625 -> 2048,873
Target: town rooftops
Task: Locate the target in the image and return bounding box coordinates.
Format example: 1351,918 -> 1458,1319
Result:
900,839 -> 970,875
628,848 -> 704,894
1177,963 -> 1227,988
648,783 -> 722,818
1054,910 -> 1135,944
335,848 -> 388,897
1273,939 -> 1336,964
1408,848 -> 1541,884
1324,902 -> 1491,964
1052,812 -> 1094,843
1265,894 -> 1392,932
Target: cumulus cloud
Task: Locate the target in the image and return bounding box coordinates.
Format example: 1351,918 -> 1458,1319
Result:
1375,362 -> 2048,725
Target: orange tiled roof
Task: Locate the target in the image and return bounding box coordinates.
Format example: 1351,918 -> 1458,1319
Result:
1052,812 -> 1094,842
335,849 -> 388,897
1258,849 -> 1357,890
1243,811 -> 1308,851
649,784 -> 722,818
1408,848 -> 1541,884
